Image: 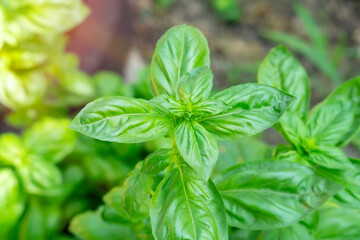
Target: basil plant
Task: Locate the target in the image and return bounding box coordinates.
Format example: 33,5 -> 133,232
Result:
68,24 -> 353,239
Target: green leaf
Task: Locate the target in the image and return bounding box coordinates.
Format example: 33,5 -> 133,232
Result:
200,83 -> 294,140
308,146 -> 354,170
0,169 -> 24,237
23,118 -> 76,163
0,69 -> 46,110
19,198 -> 45,240
277,113 -> 306,147
258,45 -> 310,118
174,120 -> 219,180
141,148 -> 174,174
263,223 -> 311,240
70,96 -> 173,143
69,208 -> 135,240
17,157 -> 62,196
150,24 -> 210,96
150,94 -> 184,117
104,162 -> 153,220
191,99 -> 230,117
1,0 -> 89,45
150,162 -> 228,240
312,206 -> 360,239
0,133 -> 26,166
306,98 -> 353,145
332,186 -> 360,209
176,66 -> 213,103
214,161 -> 341,230
316,167 -> 360,192
325,77 -> 360,146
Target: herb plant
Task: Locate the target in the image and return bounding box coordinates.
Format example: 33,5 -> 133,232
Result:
68,25 -> 359,239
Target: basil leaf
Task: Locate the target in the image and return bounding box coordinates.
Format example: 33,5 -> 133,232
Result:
313,207 -> 360,239
17,157 -> 62,196
264,223 -> 311,240
150,24 -> 210,96
150,163 -> 228,240
306,98 -> 353,145
0,133 -> 25,166
258,45 -> 310,118
2,0 -> 89,45
176,66 -> 213,103
324,77 -> 360,146
0,169 -> 24,237
315,159 -> 360,191
70,96 -> 173,143
192,99 -> 230,117
332,187 -> 360,209
70,208 -> 135,240
174,120 -> 219,180
104,162 -> 153,220
150,95 -> 184,117
308,146 -> 354,170
200,83 -> 294,140
214,161 -> 341,230
142,148 -> 174,174
23,118 -> 76,163
277,113 -> 306,147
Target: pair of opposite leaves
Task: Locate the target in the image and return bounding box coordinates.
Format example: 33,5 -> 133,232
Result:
70,25 -> 294,182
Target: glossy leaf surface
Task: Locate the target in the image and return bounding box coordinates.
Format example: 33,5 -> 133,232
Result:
70,96 -> 173,143
150,163 -> 228,240
325,77 -> 360,145
214,161 -> 340,230
258,46 -> 310,118
142,148 -> 174,174
176,66 -> 213,103
150,24 -> 210,96
306,98 -> 353,145
174,120 -> 219,180
104,162 -> 154,220
308,146 -> 354,170
200,83 -> 294,140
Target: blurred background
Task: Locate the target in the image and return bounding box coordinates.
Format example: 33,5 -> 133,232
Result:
69,0 -> 360,96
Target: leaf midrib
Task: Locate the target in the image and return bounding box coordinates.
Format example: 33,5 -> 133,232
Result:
79,113 -> 167,126
176,161 -> 197,239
